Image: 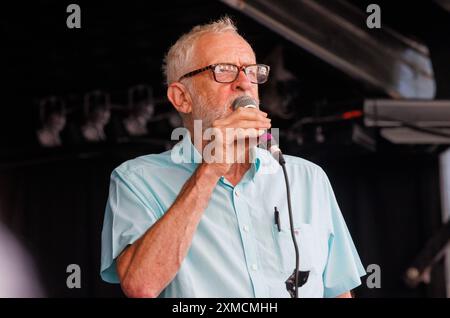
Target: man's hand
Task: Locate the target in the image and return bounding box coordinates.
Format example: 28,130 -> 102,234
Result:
203,107 -> 271,177
337,291 -> 353,298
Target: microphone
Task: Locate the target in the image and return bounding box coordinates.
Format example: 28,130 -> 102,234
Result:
232,95 -> 258,109
232,95 -> 304,298
232,96 -> 285,164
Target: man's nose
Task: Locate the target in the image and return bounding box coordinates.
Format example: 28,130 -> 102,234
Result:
231,69 -> 252,91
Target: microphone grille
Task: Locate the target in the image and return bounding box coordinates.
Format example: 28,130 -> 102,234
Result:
232,96 -> 258,110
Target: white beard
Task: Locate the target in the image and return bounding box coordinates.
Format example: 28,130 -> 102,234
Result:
191,92 -> 229,131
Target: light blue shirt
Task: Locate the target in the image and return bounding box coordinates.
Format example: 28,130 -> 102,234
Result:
100,131 -> 366,298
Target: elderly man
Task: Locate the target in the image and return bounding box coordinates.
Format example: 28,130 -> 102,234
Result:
100,17 -> 365,298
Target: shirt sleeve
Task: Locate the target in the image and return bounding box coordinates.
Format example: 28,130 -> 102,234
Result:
320,169 -> 367,298
100,168 -> 161,283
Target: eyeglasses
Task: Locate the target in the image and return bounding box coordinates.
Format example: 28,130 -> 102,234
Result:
178,63 -> 270,84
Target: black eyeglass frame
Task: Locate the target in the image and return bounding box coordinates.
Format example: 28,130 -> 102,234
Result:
178,63 -> 270,84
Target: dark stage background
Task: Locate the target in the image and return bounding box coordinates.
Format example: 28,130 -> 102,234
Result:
0,0 -> 449,297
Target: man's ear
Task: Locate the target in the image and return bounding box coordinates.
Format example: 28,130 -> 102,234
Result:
167,82 -> 192,115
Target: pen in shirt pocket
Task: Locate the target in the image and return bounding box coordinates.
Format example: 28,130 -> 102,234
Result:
274,206 -> 281,232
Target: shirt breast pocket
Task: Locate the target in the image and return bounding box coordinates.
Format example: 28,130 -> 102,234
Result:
271,223 -> 322,278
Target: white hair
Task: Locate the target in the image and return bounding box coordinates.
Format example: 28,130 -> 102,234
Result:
163,16 -> 240,86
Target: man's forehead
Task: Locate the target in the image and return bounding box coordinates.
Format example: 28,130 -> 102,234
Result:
194,32 -> 256,66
